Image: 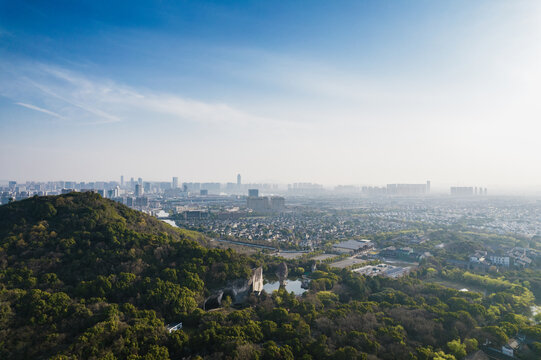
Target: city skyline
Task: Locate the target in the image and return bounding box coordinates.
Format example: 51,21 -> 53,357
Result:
1,1 -> 541,190
0,175 -> 499,196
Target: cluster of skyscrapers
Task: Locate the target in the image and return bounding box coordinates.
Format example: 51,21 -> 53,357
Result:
1,176 -> 492,207
361,181 -> 431,196
450,186 -> 488,196
386,181 -> 431,196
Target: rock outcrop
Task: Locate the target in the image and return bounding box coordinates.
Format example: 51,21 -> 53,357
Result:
276,262 -> 288,286
204,267 -> 264,309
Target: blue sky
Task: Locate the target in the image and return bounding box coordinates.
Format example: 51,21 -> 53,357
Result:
1,1 -> 540,191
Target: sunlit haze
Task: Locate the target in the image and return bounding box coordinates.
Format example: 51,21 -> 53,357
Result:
1,1 -> 540,193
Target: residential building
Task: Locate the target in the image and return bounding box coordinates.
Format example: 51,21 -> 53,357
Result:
489,254 -> 510,267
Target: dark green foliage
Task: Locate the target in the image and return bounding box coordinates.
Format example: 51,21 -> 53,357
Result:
0,193 -> 252,359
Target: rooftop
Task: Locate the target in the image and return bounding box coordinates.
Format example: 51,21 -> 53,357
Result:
332,239 -> 372,250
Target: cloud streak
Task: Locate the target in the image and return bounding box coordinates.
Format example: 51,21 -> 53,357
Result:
2,62 -> 298,129
15,102 -> 66,119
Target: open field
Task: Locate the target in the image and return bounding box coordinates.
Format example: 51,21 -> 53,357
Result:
329,257 -> 366,269
272,251 -> 309,259
208,239 -> 261,255
311,254 -> 339,261
429,277 -> 487,295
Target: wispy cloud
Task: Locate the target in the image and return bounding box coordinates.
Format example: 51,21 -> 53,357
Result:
1,61 -> 297,128
23,77 -> 122,124
15,102 -> 66,119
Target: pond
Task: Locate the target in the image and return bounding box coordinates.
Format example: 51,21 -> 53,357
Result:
263,279 -> 307,295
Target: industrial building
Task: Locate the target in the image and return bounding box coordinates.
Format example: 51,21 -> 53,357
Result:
332,239 -> 373,254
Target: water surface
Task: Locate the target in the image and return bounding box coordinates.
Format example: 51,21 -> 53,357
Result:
263,279 -> 306,295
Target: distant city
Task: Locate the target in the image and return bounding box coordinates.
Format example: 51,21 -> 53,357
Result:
3,175 -> 537,253
0,175 -> 492,207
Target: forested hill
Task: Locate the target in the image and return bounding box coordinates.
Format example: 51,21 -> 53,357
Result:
0,193 -> 253,359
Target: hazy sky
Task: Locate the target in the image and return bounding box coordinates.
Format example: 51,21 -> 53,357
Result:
1,1 -> 540,190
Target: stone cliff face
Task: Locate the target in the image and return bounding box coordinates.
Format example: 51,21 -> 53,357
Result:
276,262 -> 288,285
204,267 -> 264,309
251,267 -> 263,293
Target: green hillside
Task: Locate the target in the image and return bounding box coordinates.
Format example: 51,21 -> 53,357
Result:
0,193 -> 252,359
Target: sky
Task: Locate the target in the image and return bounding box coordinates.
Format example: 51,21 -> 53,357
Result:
1,0 -> 540,192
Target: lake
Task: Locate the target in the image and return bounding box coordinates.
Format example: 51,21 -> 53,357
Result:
263,279 -> 307,295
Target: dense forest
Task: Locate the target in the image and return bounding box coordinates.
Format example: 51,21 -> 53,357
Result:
1,193 -> 541,359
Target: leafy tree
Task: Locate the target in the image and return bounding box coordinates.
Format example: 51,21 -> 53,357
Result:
446,339 -> 466,359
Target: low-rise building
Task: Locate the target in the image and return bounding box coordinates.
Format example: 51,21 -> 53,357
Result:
469,251 -> 487,263
501,336 -> 524,357
332,239 -> 373,254
488,254 -> 510,267
379,246 -> 417,260
167,322 -> 183,333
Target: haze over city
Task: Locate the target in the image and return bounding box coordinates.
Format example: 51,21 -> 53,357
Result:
1,1 -> 541,193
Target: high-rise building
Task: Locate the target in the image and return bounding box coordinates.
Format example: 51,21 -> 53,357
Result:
135,196 -> 148,207
107,186 -> 120,198
143,182 -> 151,193
172,177 -> 178,189
270,196 -> 285,211
247,196 -> 268,212
120,175 -> 124,187
135,184 -> 143,197
450,187 -> 474,196
248,189 -> 259,197
138,177 -> 143,186
201,182 -> 220,194
237,174 -> 241,186
386,182 -> 429,196
247,195 -> 285,213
